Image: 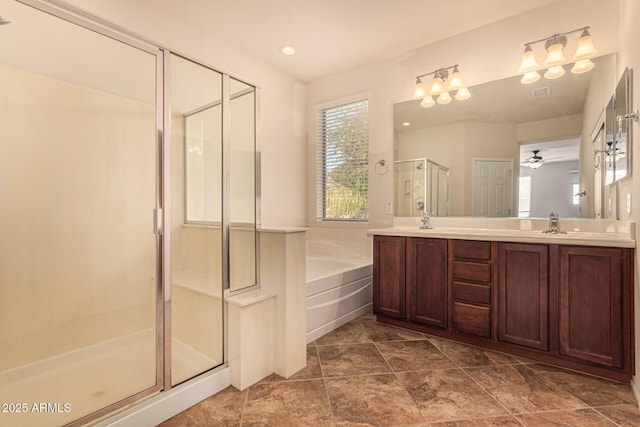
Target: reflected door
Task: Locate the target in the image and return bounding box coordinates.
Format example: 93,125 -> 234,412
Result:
0,1 -> 161,425
473,159 -> 513,217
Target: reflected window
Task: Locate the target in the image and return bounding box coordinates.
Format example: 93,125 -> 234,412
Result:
518,176 -> 531,217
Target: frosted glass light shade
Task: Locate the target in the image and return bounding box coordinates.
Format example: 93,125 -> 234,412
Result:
544,41 -> 566,66
455,87 -> 471,100
429,76 -> 445,95
420,96 -> 435,108
448,67 -> 465,91
571,58 -> 594,74
519,45 -> 539,73
573,30 -> 597,60
413,78 -> 426,99
544,65 -> 565,79
521,71 -> 540,84
529,161 -> 543,169
437,91 -> 452,104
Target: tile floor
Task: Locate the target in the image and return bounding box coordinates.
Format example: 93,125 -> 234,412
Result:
159,313 -> 640,426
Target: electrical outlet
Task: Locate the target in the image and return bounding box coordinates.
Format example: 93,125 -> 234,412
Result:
627,193 -> 632,214
385,201 -> 393,214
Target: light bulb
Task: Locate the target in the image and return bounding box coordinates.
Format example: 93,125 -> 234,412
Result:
448,66 -> 465,91
544,38 -> 566,67
573,29 -> 597,60
429,76 -> 445,95
437,92 -> 452,104
455,87 -> 471,101
413,78 -> 426,99
571,59 -> 594,74
519,45 -> 539,73
420,96 -> 435,108
544,65 -> 565,79
521,71 -> 541,84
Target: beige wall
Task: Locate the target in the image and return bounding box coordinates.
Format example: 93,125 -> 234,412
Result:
618,0 -> 640,393
0,65 -> 156,369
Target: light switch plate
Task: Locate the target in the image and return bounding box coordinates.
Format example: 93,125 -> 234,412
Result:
386,201 -> 393,214
627,193 -> 632,214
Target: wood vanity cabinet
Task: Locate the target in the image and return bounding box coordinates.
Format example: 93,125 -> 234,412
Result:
373,235 -> 635,382
558,245 -> 630,369
373,236 -> 406,319
450,240 -> 493,338
407,238 -> 447,328
497,243 -> 550,351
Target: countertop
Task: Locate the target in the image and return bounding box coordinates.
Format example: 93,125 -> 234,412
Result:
367,218 -> 636,248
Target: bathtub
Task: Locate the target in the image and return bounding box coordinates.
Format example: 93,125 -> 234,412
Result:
306,256 -> 373,343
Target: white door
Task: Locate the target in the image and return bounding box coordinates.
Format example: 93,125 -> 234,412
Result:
473,159 -> 513,216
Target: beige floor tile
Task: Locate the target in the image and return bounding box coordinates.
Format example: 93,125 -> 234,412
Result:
429,337 -> 520,368
516,408 -> 615,426
398,368 -> 508,423
595,403 -> 640,427
242,379 -> 333,426
525,363 -> 636,407
318,343 -> 391,377
376,340 -> 456,371
464,364 -> 586,414
326,373 -> 425,426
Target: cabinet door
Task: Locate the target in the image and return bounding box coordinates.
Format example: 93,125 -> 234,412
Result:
498,243 -> 549,351
559,246 -> 624,368
408,238 -> 447,328
373,236 -> 406,319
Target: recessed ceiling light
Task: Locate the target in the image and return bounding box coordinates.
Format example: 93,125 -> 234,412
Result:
281,46 -> 296,55
402,122 -> 411,126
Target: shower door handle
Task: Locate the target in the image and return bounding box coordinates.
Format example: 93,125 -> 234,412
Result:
153,208 -> 163,235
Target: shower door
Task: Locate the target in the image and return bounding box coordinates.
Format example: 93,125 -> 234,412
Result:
0,1 -> 162,425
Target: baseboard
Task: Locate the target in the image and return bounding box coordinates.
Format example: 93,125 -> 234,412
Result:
306,303 -> 372,343
631,375 -> 640,408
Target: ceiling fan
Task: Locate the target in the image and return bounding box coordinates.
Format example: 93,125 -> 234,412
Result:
521,150 -> 562,169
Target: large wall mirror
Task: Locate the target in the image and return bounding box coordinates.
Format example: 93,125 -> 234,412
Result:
394,54 -> 618,218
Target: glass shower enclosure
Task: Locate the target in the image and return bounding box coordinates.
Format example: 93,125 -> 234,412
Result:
394,158 -> 450,217
0,1 -> 257,425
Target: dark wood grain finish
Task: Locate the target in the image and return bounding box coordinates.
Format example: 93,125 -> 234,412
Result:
373,236 -> 635,383
453,281 -> 491,305
452,302 -> 491,338
559,246 -> 624,368
498,243 -> 549,351
373,236 -> 406,319
408,237 -> 447,328
452,240 -> 491,260
452,261 -> 491,283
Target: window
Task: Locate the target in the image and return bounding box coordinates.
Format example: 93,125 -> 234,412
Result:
317,98 -> 369,221
572,183 -> 580,205
518,176 -> 531,217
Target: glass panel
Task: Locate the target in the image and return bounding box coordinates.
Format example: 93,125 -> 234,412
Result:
0,1 -> 158,425
229,78 -> 256,291
170,54 -> 223,385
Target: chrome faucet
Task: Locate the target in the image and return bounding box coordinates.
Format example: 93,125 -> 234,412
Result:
420,211 -> 434,229
542,211 -> 567,234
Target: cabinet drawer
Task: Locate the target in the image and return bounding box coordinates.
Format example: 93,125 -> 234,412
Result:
452,240 -> 491,260
452,302 -> 491,338
452,261 -> 491,283
453,281 -> 491,305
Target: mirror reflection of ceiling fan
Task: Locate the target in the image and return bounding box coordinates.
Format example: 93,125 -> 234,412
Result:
521,150 -> 563,169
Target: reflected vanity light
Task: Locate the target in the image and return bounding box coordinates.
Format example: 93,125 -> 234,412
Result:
280,46 -> 296,55
414,64 -> 471,108
518,26 -> 597,84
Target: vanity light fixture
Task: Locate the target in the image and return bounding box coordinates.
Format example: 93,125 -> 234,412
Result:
518,26 -> 597,84
414,65 -> 471,108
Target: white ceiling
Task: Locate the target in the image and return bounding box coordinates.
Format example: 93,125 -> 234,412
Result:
65,0 -> 559,83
